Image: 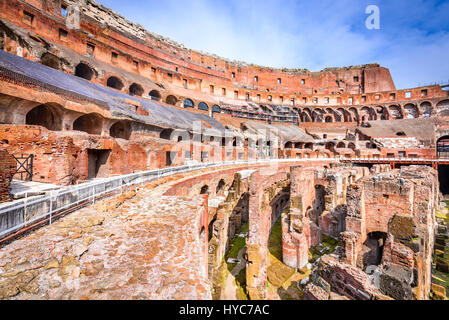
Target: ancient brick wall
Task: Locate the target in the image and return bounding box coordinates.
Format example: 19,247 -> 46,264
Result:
0,147 -> 16,203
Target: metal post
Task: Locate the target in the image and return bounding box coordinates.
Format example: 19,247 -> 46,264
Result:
49,191 -> 53,225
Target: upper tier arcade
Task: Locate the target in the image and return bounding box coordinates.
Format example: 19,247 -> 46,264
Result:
0,0 -> 397,100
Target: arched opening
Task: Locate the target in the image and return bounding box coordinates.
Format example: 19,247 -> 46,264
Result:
336,142 -> 346,149
325,116 -> 333,123
325,142 -> 335,150
420,102 -> 432,118
376,106 -> 389,120
437,137 -> 449,193
200,185 -> 209,195
437,136 -> 449,158
305,143 -> 313,150
396,131 -> 406,137
361,232 -> 387,268
40,53 -> 61,70
301,112 -> 311,122
198,102 -> 209,111
285,141 -> 293,149
216,179 -> 226,195
348,142 -> 356,150
184,99 -> 194,108
25,104 -> 61,131
74,63 -> 94,81
73,113 -> 102,135
106,76 -> 124,91
149,90 -> 161,101
389,105 -> 403,119
166,95 -> 178,105
109,121 -> 131,140
129,83 -> 144,96
160,128 -> 174,140
404,104 -> 419,119
212,105 -> 221,114
437,99 -> 449,112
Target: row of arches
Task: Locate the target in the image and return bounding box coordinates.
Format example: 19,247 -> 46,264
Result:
296,100 -> 449,123
183,99 -> 221,114
24,104 -> 131,139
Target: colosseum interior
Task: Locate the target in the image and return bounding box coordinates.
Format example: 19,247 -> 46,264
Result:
0,0 -> 448,302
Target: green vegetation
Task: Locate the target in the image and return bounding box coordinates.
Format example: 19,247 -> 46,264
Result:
268,218 -> 283,260
235,267 -> 248,300
431,200 -> 449,299
225,222 -> 249,271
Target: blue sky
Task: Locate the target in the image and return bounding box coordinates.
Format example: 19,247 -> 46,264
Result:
99,0 -> 449,89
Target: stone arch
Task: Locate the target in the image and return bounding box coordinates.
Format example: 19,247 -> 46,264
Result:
200,185 -> 209,194
420,101 -> 433,118
349,107 -> 359,122
325,116 -> 333,123
404,103 -> 419,119
437,99 -> 449,112
160,128 -> 174,140
106,76 -> 124,91
73,113 -> 103,135
376,106 -> 389,120
305,143 -> 313,150
149,90 -> 161,101
25,103 -> 62,131
109,120 -> 131,140
348,142 -> 356,150
216,179 -> 226,195
183,98 -> 194,108
437,135 -> 449,158
129,83 -> 144,97
198,102 -> 209,111
166,95 -> 178,105
337,141 -> 346,148
361,107 -> 375,121
325,142 -> 335,150
212,105 -> 221,114
74,62 -> 95,81
40,52 -> 61,70
389,105 -> 403,119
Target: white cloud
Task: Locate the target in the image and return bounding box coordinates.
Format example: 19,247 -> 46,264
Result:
100,0 -> 449,89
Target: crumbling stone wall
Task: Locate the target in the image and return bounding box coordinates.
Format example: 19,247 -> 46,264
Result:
246,168 -> 290,300
282,165 -> 369,271
341,166 -> 438,299
0,148 -> 16,202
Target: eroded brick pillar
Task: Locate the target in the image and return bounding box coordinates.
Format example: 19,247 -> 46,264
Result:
0,148 -> 16,203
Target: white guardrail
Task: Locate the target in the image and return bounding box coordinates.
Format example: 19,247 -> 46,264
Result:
0,158 -> 339,240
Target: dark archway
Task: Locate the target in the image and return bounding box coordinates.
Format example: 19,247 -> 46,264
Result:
41,53 -> 61,70
216,179 -> 226,195
184,99 -> 194,108
200,185 -> 209,194
73,113 -> 102,135
129,83 -> 144,96
149,90 -> 161,101
106,76 -> 124,90
74,63 -> 94,81
198,102 -> 209,111
437,136 -> 449,158
362,232 -> 387,268
110,121 -> 131,140
438,165 -> 449,194
25,104 -> 61,131
166,95 -> 178,105
212,105 -> 221,114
